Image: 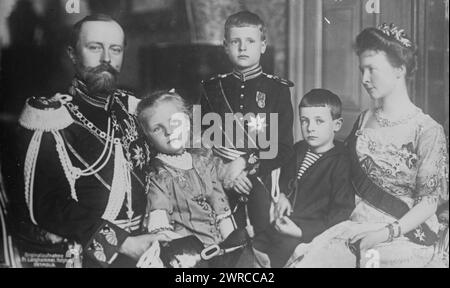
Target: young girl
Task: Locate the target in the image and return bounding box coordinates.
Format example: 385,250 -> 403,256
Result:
286,24 -> 448,268
136,90 -> 236,248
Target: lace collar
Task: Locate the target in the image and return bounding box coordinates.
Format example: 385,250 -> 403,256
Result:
156,151 -> 193,170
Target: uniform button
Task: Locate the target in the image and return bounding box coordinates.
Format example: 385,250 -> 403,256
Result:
224,207 -> 229,211
241,85 -> 245,88
240,94 -> 244,98
240,105 -> 244,109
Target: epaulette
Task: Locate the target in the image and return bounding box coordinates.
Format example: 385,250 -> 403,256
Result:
127,95 -> 141,115
114,88 -> 134,98
263,73 -> 295,87
19,96 -> 74,131
202,73 -> 232,84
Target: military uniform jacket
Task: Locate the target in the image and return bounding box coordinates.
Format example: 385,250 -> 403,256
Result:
18,79 -> 150,267
200,66 -> 294,177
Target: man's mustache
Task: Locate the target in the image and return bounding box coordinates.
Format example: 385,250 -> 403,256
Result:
86,63 -> 119,76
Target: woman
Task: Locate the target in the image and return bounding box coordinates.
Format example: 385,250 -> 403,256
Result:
286,24 -> 448,268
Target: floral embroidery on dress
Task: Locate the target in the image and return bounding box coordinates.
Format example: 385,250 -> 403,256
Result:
356,110 -> 448,202
368,140 -> 377,154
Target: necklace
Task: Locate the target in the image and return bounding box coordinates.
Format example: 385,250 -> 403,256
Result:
374,107 -> 420,127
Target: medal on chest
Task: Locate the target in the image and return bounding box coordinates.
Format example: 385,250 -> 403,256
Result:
256,91 -> 266,108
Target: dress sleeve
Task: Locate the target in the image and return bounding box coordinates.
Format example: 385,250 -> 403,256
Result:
145,170 -> 173,213
204,150 -> 231,217
415,124 -> 449,205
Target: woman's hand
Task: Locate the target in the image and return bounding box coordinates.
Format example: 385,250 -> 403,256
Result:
349,227 -> 389,251
274,216 -> 302,238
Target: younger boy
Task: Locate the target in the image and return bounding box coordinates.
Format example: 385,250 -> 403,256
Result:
200,11 -> 294,235
254,89 -> 355,267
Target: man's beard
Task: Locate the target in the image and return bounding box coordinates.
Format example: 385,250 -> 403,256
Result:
77,63 -> 119,96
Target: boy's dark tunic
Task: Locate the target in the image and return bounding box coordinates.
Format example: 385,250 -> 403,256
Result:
254,141 -> 355,267
200,66 -> 294,234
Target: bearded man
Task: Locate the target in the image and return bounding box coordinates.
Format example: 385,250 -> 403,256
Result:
17,14 -> 166,267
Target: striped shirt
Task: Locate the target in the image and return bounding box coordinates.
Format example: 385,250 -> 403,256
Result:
297,150 -> 322,180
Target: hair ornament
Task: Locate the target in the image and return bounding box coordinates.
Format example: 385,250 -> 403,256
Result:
377,23 -> 412,48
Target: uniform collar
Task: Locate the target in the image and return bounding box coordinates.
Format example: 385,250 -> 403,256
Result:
232,65 -> 263,82
297,140 -> 346,160
68,78 -> 114,111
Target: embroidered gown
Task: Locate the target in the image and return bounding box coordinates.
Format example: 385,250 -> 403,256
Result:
144,149 -> 232,247
286,108 -> 449,268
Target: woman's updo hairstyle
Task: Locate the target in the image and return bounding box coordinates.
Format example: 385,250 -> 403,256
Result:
355,23 -> 418,78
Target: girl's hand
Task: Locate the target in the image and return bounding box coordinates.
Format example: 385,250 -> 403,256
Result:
158,230 -> 183,241
119,233 -> 171,260
350,227 -> 389,251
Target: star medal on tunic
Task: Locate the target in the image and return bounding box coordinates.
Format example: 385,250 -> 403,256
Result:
414,228 -> 426,242
248,114 -> 267,132
256,91 -> 266,108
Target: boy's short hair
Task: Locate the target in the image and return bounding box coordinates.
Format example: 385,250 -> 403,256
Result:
299,89 -> 342,120
224,11 -> 267,41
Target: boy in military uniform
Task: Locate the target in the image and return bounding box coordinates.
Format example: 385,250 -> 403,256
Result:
200,11 -> 294,236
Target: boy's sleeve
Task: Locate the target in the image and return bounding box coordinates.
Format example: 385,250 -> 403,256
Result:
279,147 -> 297,196
199,81 -> 214,117
292,218 -> 328,243
256,85 -> 294,177
290,155 -> 355,243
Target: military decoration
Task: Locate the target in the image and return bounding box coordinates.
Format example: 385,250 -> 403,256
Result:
256,91 -> 266,108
